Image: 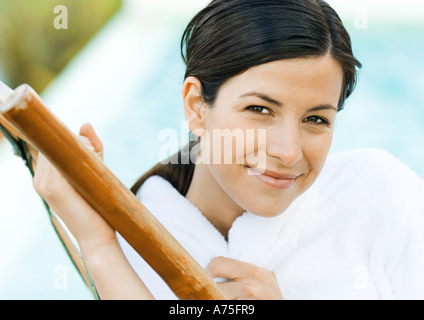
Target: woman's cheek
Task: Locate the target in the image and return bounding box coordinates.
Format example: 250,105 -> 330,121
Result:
302,131 -> 333,182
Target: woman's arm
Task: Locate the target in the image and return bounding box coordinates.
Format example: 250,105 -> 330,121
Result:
33,123 -> 154,300
81,232 -> 154,300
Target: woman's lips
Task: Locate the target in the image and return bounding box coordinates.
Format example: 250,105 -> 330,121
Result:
247,167 -> 299,189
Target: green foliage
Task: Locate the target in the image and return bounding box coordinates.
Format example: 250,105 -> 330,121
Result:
0,0 -> 122,93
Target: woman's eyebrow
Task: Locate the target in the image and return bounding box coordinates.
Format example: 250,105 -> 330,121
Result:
240,92 -> 338,112
240,92 -> 282,107
307,105 -> 338,112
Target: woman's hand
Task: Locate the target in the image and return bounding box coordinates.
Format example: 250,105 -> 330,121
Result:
33,123 -> 156,299
33,123 -> 116,253
206,256 -> 283,300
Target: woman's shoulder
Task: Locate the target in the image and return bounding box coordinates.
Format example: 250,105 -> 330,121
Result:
313,148 -> 424,224
134,175 -> 182,213
322,148 -> 423,188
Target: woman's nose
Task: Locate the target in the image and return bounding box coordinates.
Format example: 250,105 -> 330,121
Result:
267,123 -> 303,168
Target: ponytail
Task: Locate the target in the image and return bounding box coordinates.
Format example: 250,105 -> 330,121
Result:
130,140 -> 198,196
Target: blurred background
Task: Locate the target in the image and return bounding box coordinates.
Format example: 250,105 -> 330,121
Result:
0,0 -> 423,299
0,0 -> 122,93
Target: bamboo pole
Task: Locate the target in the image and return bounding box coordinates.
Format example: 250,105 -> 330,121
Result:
0,83 -> 227,300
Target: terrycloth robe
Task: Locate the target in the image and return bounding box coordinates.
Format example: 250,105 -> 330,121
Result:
118,148 -> 424,300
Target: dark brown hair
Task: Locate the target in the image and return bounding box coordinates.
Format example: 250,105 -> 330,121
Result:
131,0 -> 362,195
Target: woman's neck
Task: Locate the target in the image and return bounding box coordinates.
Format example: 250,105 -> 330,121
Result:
185,164 -> 245,240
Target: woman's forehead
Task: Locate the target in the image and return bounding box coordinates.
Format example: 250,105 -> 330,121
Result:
216,55 -> 343,105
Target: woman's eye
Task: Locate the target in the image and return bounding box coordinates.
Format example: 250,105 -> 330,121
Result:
246,106 -> 271,114
304,116 -> 329,125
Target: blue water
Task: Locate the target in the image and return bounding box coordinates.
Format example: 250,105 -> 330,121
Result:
0,15 -> 423,299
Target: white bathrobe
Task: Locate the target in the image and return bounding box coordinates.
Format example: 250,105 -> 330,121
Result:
118,148 -> 424,300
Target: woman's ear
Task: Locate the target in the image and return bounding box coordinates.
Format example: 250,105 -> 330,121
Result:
182,76 -> 207,136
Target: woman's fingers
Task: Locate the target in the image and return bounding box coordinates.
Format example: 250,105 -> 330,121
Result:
206,257 -> 263,280
33,122 -> 104,203
206,256 -> 283,300
79,123 -> 104,160
214,281 -> 244,300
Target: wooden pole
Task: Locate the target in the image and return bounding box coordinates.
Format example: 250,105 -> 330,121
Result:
0,83 -> 226,300
0,83 -> 95,296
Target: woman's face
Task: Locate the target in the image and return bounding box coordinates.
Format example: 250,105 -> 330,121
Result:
190,54 -> 343,218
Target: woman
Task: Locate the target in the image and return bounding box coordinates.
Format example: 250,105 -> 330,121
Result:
33,0 -> 424,300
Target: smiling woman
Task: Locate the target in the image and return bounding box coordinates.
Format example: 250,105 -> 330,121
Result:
181,55 -> 343,232
31,0 -> 424,300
